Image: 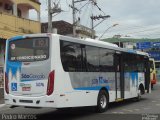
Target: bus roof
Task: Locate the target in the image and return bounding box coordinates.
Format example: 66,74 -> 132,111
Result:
9,33 -> 149,57
136,51 -> 149,57
59,34 -> 148,57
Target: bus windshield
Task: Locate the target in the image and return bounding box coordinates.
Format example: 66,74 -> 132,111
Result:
8,37 -> 49,62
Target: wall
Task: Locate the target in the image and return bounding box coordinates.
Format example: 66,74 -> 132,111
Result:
0,42 -> 5,88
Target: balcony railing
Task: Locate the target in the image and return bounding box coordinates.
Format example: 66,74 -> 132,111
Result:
0,12 -> 41,37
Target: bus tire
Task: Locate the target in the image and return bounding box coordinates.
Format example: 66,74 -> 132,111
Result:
136,92 -> 141,101
96,90 -> 109,113
135,86 -> 143,101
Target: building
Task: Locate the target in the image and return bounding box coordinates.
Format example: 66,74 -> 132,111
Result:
41,20 -> 95,39
102,37 -> 160,61
0,0 -> 41,87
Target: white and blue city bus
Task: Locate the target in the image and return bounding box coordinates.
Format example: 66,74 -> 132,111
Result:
4,34 -> 150,112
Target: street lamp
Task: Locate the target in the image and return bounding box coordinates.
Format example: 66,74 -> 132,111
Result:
98,23 -> 119,40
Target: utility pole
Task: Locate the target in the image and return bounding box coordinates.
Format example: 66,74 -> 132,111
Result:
91,15 -> 110,38
72,0 -> 76,37
48,0 -> 62,33
89,0 -> 111,38
91,15 -> 110,29
70,0 -> 88,37
48,0 -> 52,33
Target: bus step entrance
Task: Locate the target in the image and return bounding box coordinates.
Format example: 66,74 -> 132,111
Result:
115,98 -> 124,102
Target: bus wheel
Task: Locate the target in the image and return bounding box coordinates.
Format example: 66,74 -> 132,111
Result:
135,89 -> 142,102
96,90 -> 109,113
137,92 -> 141,101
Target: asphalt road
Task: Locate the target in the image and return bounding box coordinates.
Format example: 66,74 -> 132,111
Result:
0,84 -> 160,120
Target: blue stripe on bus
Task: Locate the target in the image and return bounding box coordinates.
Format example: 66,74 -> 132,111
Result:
127,49 -> 137,54
6,61 -> 22,77
74,86 -> 110,91
20,79 -> 44,82
6,36 -> 23,78
9,36 -> 24,41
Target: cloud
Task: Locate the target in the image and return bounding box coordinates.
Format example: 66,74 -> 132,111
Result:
30,0 -> 160,38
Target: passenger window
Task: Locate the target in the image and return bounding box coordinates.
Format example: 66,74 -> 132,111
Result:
86,46 -> 99,72
60,41 -> 82,72
99,48 -> 115,72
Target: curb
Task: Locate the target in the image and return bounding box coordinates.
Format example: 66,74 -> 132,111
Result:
0,88 -> 4,105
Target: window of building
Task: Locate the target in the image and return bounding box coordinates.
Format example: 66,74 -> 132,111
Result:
18,8 -> 22,17
4,3 -> 12,11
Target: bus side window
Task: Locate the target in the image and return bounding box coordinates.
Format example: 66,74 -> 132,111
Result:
85,46 -> 99,72
99,48 -> 115,72
60,41 -> 86,72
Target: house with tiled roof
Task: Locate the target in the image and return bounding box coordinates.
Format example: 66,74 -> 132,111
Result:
41,20 -> 95,39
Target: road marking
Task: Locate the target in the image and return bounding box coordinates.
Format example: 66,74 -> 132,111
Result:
151,101 -> 157,102
134,109 -> 140,111
0,104 -> 5,108
112,112 -> 124,114
122,109 -> 133,112
156,104 -> 160,106
118,112 -> 124,114
112,112 -> 118,114
143,108 -> 151,110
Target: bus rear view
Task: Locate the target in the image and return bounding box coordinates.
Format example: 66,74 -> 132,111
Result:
4,34 -> 150,113
4,35 -> 55,107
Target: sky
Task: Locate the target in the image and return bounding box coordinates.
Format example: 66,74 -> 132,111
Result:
32,0 -> 160,39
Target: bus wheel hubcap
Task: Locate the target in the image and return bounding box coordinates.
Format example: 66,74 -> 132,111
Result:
100,95 -> 107,108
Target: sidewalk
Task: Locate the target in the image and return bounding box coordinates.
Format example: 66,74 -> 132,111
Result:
0,88 -> 4,104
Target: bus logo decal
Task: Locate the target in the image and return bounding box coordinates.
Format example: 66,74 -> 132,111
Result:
11,44 -> 15,50
21,73 -> 45,81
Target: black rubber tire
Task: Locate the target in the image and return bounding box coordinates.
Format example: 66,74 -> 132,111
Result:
136,93 -> 141,102
96,90 -> 109,113
134,88 -> 142,102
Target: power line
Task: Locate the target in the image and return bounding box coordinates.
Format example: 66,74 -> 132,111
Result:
70,0 -> 92,37
81,2 -> 91,27
127,26 -> 160,34
79,1 -> 90,11
97,23 -> 160,36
